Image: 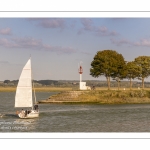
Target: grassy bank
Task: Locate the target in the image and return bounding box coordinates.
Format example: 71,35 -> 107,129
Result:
76,90 -> 150,104
38,89 -> 150,104
2,86 -> 150,104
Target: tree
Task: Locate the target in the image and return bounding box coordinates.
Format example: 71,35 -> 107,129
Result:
4,80 -> 10,84
111,55 -> 127,90
126,61 -> 142,90
134,56 -> 150,89
90,50 -> 126,90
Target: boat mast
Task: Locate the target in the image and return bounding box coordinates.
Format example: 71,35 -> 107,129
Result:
33,80 -> 37,104
30,57 -> 37,110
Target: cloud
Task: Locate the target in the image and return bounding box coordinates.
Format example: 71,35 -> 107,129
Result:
80,18 -> 94,31
110,38 -> 131,46
0,37 -> 76,54
79,18 -> 118,36
0,38 -> 16,48
43,44 -> 76,54
28,18 -> 65,29
0,37 -> 42,48
111,37 -> 150,48
11,37 -> 43,49
0,28 -> 12,35
40,19 -> 65,29
96,26 -> 107,33
95,26 -> 108,36
109,31 -> 118,36
134,38 -> 150,47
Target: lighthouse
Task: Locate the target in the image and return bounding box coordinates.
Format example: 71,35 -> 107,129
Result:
78,63 -> 87,90
78,65 -> 83,83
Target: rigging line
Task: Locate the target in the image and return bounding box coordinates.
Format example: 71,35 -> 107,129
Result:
31,62 -> 37,104
30,58 -> 37,108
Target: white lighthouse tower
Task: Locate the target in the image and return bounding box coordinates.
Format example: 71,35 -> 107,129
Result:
78,63 -> 87,90
79,65 -> 83,83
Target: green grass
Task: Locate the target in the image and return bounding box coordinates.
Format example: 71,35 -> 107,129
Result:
75,90 -> 150,104
38,88 -> 150,104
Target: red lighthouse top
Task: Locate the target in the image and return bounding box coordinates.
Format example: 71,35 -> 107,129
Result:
78,65 -> 83,74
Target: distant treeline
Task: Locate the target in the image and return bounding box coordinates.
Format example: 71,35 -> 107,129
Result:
1,79 -> 150,88
1,80 -> 59,86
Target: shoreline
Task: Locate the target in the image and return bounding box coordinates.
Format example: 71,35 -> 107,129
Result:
38,100 -> 150,105
38,90 -> 150,104
1,87 -> 150,104
0,86 -> 149,92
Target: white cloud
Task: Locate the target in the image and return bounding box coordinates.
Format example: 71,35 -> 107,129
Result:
28,18 -> 65,29
80,19 -> 118,36
134,38 -> 150,47
0,28 -> 12,35
0,37 -> 76,54
80,18 -> 94,31
111,37 -> 150,48
110,38 -> 131,46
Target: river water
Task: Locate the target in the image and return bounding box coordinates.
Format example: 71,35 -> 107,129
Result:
0,92 -> 150,132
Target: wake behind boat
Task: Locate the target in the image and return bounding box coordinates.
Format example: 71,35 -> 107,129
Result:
15,58 -> 39,119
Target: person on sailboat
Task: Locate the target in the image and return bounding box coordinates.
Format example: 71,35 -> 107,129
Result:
27,110 -> 31,114
25,110 -> 28,117
21,109 -> 25,117
21,109 -> 24,113
34,104 -> 38,111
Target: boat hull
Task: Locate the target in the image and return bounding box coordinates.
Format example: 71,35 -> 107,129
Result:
18,110 -> 39,119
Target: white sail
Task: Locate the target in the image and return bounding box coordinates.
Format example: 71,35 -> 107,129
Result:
15,59 -> 33,107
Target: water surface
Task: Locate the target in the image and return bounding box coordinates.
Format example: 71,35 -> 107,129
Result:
0,92 -> 150,132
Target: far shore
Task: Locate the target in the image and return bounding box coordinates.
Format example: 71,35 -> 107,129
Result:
0,86 -> 149,92
0,87 -> 73,92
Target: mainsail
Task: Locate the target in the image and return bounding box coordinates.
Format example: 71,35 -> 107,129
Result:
15,59 -> 33,107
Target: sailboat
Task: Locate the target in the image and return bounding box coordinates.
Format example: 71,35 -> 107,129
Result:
15,58 -> 39,118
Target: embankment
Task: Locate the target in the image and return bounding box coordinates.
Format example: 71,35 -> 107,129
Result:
38,90 -> 150,104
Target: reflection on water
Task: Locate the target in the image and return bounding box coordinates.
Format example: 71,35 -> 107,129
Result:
0,92 -> 150,132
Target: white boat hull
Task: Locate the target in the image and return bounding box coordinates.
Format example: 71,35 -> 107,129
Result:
18,110 -> 39,119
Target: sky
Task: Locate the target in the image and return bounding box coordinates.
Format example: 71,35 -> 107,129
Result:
1,18 -> 150,81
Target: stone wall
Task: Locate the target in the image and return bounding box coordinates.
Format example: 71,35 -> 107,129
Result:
38,91 -> 87,103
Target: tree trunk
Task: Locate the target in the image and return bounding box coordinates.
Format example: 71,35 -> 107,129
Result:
117,78 -> 120,90
130,78 -> 132,90
106,76 -> 110,90
108,76 -> 110,90
142,78 -> 144,89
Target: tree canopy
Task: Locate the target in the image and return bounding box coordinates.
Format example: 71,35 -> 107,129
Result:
126,61 -> 142,89
134,56 -> 150,89
90,50 -> 126,90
